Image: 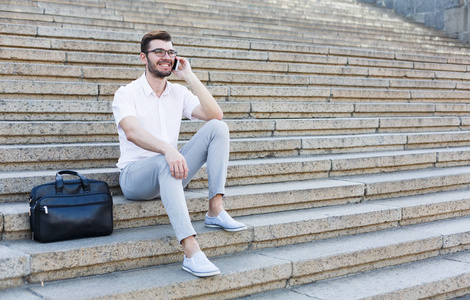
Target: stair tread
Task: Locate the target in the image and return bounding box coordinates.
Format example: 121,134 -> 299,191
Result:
0,147 -> 470,195
3,216 -> 470,299
289,250 -> 470,299
2,0 -> 470,297
1,21 -> 469,59
3,171 -> 470,243
243,250 -> 470,299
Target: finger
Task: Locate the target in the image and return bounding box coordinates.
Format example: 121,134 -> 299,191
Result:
179,58 -> 189,71
172,163 -> 179,179
183,163 -> 189,179
182,158 -> 189,179
175,163 -> 184,180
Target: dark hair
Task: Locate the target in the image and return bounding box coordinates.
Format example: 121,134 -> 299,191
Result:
141,31 -> 172,53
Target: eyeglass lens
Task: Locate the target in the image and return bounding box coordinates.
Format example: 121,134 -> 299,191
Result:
148,48 -> 177,57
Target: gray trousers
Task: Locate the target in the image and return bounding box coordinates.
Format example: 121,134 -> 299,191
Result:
119,120 -> 229,242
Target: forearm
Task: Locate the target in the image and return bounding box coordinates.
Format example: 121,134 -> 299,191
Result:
128,127 -> 172,155
174,57 -> 223,120
185,72 -> 223,120
121,116 -> 173,155
125,123 -> 188,179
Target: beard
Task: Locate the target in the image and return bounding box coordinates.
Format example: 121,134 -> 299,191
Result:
147,56 -> 173,78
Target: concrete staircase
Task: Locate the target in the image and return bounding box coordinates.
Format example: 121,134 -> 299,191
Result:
2,0 -> 470,298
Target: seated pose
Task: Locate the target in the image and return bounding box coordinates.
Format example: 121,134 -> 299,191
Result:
112,30 -> 246,277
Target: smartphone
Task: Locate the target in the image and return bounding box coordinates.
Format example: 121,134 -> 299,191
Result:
172,58 -> 180,71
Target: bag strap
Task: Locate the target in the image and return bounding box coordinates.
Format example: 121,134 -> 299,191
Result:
56,170 -> 91,195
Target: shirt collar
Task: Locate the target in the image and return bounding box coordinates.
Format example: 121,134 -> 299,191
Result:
139,73 -> 172,97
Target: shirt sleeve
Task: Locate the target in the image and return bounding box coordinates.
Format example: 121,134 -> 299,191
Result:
112,86 -> 137,127
181,85 -> 201,121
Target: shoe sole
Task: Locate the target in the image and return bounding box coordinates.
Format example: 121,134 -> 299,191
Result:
182,266 -> 221,277
204,223 -> 248,232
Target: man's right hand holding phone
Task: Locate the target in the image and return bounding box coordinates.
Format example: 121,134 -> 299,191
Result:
173,57 -> 187,73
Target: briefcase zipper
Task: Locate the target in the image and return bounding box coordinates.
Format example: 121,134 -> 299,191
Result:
38,198 -> 111,215
36,192 -> 111,212
38,206 -> 49,214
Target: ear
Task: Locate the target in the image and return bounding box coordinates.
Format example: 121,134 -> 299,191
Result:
140,52 -> 147,64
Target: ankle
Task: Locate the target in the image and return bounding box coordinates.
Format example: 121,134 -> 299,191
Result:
207,208 -> 223,218
208,194 -> 224,217
181,236 -> 201,258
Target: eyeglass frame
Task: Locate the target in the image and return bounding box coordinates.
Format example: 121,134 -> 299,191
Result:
144,48 -> 178,57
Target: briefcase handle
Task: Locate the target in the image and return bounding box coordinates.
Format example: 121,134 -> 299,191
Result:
55,170 -> 91,195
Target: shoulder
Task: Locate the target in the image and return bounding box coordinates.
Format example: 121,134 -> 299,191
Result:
117,74 -> 145,93
114,85 -> 133,104
115,74 -> 146,99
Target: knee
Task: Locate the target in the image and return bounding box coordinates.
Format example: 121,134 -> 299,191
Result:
206,119 -> 229,138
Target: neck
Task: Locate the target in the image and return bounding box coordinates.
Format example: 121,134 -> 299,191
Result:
145,71 -> 167,97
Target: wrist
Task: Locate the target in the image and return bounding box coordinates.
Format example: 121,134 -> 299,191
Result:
160,143 -> 174,156
184,72 -> 199,85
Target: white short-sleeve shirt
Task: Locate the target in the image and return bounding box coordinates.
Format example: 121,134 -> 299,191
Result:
112,73 -> 200,170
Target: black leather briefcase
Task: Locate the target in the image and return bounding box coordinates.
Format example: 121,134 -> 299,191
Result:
29,170 -> 113,243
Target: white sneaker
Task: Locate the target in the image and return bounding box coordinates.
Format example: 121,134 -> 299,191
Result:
182,251 -> 221,277
204,210 -> 247,232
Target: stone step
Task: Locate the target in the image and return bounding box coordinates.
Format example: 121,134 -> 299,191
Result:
0,0 -> 459,41
2,176 -> 365,239
252,102 -> 470,118
179,25 -> 458,56
3,130 -> 470,171
1,22 -> 469,65
1,18 -> 468,62
3,163 -> 470,238
211,72 -> 463,89
3,132 -> 470,169
111,0 -> 396,27
0,99 -> 251,121
246,249 -> 470,299
328,88 -> 470,103
2,0 -> 37,7
2,79 -> 470,102
0,168 -> 119,203
7,139 -> 470,183
268,117 -> 467,136
2,116 -> 470,168
1,0 -> 469,298
1,116 -> 468,145
303,131 -> 470,153
0,99 -> 115,121
185,30 -> 469,59
28,0 -> 359,26
22,0 -> 437,36
2,2 -> 465,56
4,7 -> 428,45
2,210 -> 470,296
3,61 -> 470,90
2,25 -> 468,71
0,1 -> 454,42
2,33 -> 469,74
4,99 -> 470,122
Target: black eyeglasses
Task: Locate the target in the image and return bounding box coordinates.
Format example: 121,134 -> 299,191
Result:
145,48 -> 178,57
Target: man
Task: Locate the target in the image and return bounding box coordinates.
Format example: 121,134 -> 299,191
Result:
112,31 -> 246,277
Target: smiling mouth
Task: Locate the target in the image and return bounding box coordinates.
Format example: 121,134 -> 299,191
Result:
158,60 -> 172,68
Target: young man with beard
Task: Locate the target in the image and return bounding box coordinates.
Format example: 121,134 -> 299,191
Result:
112,31 -> 246,277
